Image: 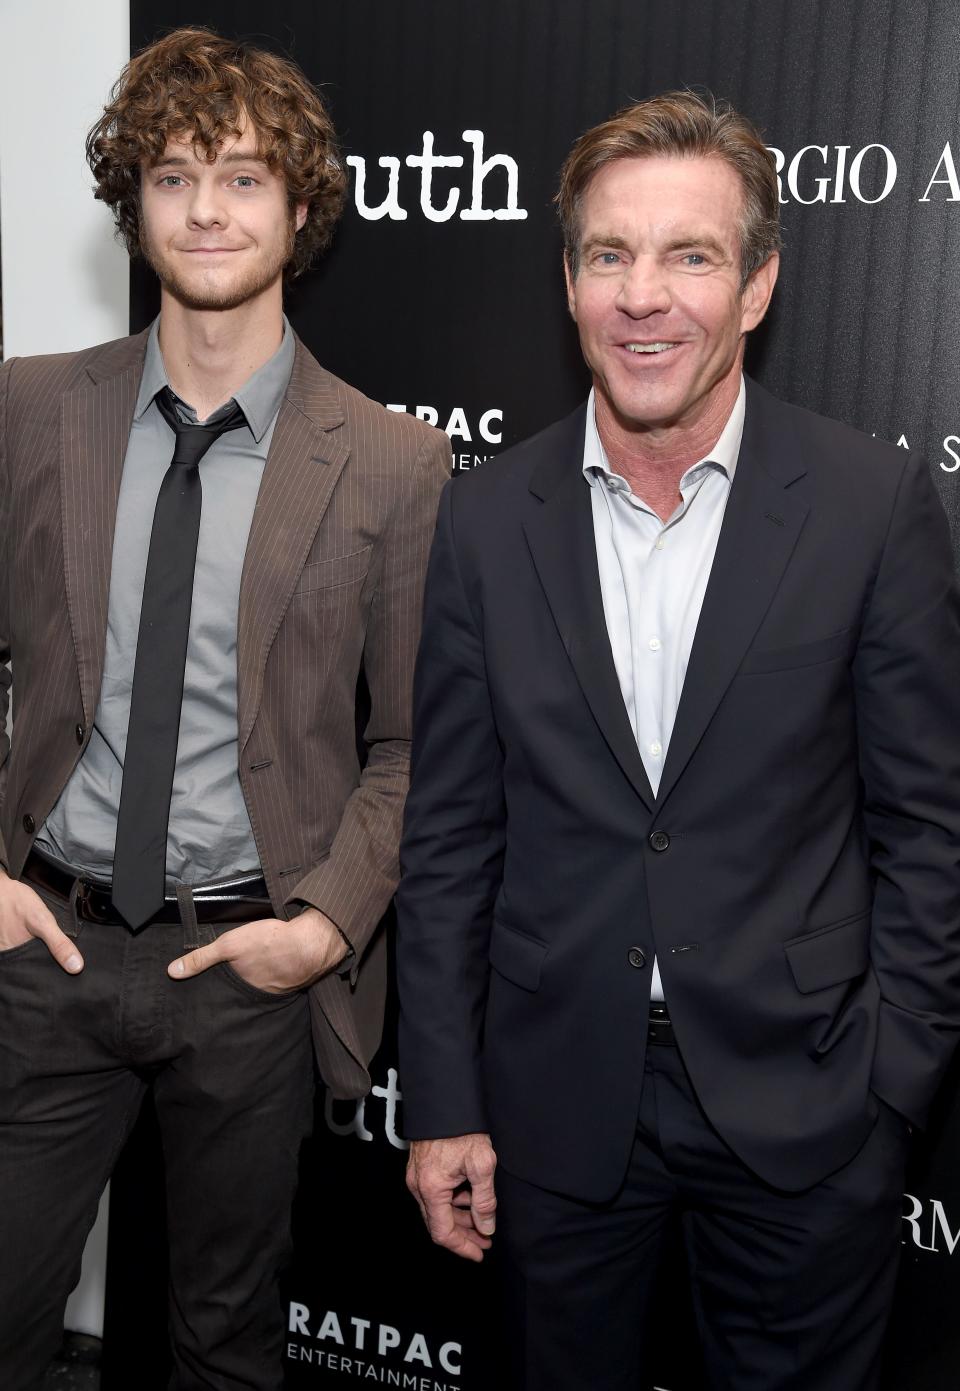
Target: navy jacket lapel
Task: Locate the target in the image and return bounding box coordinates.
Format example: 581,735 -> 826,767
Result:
655,378 -> 809,811
522,407 -> 656,811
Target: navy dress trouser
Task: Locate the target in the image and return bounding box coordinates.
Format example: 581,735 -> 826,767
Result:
496,1037 -> 909,1391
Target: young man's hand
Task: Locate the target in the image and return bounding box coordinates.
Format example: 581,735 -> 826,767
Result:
0,868 -> 84,972
167,907 -> 347,991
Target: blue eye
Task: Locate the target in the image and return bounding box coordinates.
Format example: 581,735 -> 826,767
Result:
598,252 -> 621,265
233,176 -> 257,188
160,175 -> 184,187
683,253 -> 706,266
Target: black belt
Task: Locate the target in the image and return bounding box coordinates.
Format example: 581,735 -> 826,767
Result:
22,850 -> 270,928
647,1003 -> 675,1045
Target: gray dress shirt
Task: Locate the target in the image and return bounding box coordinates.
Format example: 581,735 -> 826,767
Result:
583,378 -> 746,1000
39,317 -> 295,884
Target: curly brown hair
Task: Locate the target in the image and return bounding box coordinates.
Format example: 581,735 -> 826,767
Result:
86,26 -> 346,278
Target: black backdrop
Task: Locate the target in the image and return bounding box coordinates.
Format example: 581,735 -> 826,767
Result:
104,3 -> 960,1388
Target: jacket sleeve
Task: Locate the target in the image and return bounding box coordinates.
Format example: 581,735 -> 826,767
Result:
856,450 -> 960,1127
395,479 -> 506,1139
285,429 -> 450,967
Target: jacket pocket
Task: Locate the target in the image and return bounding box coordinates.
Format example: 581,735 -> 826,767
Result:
489,918 -> 547,992
783,910 -> 871,993
740,628 -> 852,674
294,545 -> 373,595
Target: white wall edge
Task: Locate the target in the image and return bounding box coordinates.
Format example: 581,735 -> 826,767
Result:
0,0 -> 131,1340
0,0 -> 130,358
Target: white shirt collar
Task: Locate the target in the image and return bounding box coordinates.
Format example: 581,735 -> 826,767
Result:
582,375 -> 746,492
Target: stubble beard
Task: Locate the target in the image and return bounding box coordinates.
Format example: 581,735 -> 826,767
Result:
139,214 -> 297,312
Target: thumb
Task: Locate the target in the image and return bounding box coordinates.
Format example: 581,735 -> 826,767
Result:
31,914 -> 84,974
168,940 -> 222,980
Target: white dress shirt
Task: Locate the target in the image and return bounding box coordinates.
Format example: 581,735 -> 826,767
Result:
583,378 -> 746,1001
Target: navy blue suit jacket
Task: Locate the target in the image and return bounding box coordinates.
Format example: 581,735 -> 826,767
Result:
397,378 -> 960,1201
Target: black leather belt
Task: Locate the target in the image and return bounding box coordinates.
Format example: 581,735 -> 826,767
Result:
647,1003 -> 675,1045
22,850 -> 270,928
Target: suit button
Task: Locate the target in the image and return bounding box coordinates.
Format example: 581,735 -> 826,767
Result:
22,813 -> 36,834
628,947 -> 646,969
75,723 -> 85,745
649,830 -> 670,852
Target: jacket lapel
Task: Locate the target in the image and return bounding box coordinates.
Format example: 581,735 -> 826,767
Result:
654,378 -> 809,811
237,337 -> 349,751
60,333 -> 148,726
522,407 -> 655,810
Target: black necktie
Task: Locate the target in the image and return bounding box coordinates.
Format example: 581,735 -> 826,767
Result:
111,386 -> 247,931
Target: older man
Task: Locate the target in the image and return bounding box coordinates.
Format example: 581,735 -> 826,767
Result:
397,91 -> 960,1390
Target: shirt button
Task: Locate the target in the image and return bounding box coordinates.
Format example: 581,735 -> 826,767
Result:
655,537 -> 665,551
648,637 -> 661,651
649,830 -> 670,853
628,947 -> 646,969
650,741 -> 662,757
75,723 -> 85,745
22,813 -> 36,834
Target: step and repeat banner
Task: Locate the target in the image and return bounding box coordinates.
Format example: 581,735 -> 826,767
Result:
105,2 -> 960,1388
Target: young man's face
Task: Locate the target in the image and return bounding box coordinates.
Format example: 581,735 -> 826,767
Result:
565,154 -> 778,437
139,121 -> 307,312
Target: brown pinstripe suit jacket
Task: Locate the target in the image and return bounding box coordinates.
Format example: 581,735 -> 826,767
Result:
0,328 -> 449,1098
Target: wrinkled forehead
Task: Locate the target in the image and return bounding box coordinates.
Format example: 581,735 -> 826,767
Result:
581,153 -> 745,218
576,153 -> 747,253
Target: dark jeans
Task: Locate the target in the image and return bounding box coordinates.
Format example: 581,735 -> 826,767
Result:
497,1039 -> 910,1391
0,894 -> 314,1391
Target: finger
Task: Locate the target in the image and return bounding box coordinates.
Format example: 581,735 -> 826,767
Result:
28,913 -> 84,973
451,1208 -> 493,1242
466,1157 -> 497,1237
445,1227 -> 489,1260
422,1193 -> 466,1248
168,941 -> 222,980
407,1181 -> 436,1242
470,1195 -> 496,1237
425,1204 -> 486,1261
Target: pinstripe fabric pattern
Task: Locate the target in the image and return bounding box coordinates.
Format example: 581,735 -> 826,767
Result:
0,332 -> 449,1099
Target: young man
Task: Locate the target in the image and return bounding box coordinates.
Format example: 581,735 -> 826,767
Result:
0,27 -> 448,1391
397,92 -> 960,1390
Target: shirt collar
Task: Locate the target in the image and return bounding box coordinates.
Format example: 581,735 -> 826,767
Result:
582,375 -> 746,492
133,314 -> 295,444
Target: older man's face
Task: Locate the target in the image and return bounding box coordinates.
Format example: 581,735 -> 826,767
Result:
565,154 -> 778,438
